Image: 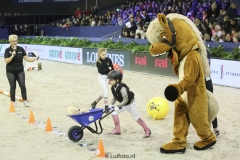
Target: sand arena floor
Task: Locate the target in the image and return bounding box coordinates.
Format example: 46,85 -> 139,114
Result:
0,59 -> 240,160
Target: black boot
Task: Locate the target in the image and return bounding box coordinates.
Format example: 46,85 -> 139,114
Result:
91,101 -> 97,109
105,105 -> 109,113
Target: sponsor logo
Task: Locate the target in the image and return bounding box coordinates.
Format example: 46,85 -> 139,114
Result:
211,64 -> 240,79
86,52 -> 125,66
135,56 -> 146,66
49,48 -> 62,58
65,49 -> 81,61
155,58 -> 168,68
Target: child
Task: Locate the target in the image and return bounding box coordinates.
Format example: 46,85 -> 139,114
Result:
107,70 -> 151,138
91,48 -> 114,111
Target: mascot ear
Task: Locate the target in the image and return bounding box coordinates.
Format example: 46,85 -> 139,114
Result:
157,13 -> 168,28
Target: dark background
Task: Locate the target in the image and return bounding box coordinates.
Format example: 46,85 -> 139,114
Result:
0,0 -> 125,14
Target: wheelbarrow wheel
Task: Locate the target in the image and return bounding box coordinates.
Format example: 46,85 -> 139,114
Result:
68,126 -> 84,142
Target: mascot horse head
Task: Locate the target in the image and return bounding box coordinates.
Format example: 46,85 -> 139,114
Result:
146,13 -> 210,77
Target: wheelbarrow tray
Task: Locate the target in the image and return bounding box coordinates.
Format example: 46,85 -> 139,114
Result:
68,108 -> 104,126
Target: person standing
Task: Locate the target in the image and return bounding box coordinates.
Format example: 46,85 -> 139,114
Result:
91,48 -> 113,111
4,34 -> 39,107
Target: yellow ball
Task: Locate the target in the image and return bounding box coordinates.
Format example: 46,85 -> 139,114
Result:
146,97 -> 170,120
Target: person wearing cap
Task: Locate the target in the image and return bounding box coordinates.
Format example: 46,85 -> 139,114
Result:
107,70 -> 151,138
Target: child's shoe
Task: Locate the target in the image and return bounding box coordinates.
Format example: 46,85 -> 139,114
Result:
91,101 -> 97,109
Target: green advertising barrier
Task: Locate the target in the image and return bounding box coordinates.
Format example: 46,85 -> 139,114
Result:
82,48 -> 131,71
130,52 -> 177,77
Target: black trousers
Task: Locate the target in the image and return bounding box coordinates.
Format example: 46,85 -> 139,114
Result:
205,79 -> 218,128
6,71 -> 27,102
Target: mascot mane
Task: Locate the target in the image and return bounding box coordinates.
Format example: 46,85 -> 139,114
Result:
147,13 -> 210,77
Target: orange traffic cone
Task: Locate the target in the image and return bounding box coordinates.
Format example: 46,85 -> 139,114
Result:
28,110 -> 35,123
44,118 -> 53,132
9,102 -> 15,113
95,139 -> 106,157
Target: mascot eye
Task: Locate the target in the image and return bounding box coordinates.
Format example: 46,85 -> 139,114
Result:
163,36 -> 167,40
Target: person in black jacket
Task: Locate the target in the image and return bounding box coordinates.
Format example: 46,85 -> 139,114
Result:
91,48 -> 114,111
107,70 -> 151,138
4,34 -> 39,107
206,49 -> 220,137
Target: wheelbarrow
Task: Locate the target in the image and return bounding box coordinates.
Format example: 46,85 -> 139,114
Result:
67,107 -> 117,142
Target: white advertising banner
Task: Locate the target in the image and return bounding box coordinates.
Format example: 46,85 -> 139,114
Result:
211,59 -> 240,88
17,44 -> 83,65
0,44 -> 9,57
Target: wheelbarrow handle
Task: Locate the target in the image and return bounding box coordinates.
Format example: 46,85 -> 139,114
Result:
110,106 -> 122,111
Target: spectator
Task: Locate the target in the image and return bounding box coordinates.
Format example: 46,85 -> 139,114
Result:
97,20 -> 104,26
127,17 -> 137,33
40,30 -> 46,37
61,19 -> 66,25
12,24 -> 19,35
211,24 -> 222,41
135,25 -> 144,39
143,11 -> 150,24
91,18 -> 96,26
85,7 -> 91,16
230,28 -> 237,39
212,34 -> 224,42
117,17 -> 124,27
194,18 -> 202,31
135,33 -> 141,39
92,6 -> 98,16
227,2 -> 237,19
129,31 -> 135,38
19,25 -> 25,36
207,2 -> 218,23
123,30 -> 130,38
33,26 -> 39,36
111,14 -> 118,26
224,33 -> 233,42
23,24 -> 30,35
75,7 -> 81,18
201,22 -> 212,39
204,33 -> 212,42
217,9 -> 226,24
221,15 -> 230,31
220,29 -> 226,41
233,34 -> 239,43
228,18 -> 239,33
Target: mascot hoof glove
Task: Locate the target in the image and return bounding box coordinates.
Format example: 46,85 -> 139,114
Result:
164,86 -> 178,102
160,142 -> 186,154
194,141 -> 216,150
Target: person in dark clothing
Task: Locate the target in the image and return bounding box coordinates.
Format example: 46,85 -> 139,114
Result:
228,18 -> 239,33
128,17 -> 138,33
143,11 -> 150,24
33,25 -> 39,36
227,2 -> 238,19
91,48 -> 114,111
201,22 -> 212,39
12,24 -> 19,35
4,35 -> 39,107
107,70 -> 151,138
207,2 -> 219,22
206,49 -> 220,137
